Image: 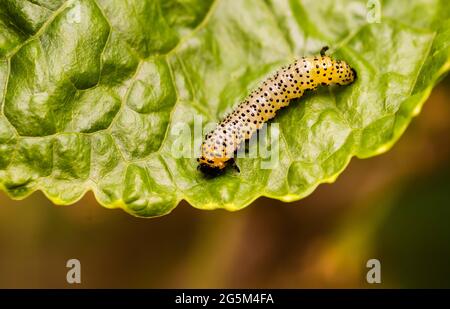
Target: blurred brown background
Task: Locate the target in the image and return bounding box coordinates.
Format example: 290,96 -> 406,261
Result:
0,75 -> 449,288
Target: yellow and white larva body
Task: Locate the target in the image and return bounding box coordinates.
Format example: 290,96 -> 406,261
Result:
198,48 -> 355,175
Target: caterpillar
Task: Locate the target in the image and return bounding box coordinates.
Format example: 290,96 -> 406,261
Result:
198,47 -> 356,176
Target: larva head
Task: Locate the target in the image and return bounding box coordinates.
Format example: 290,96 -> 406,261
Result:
197,136 -> 230,174
197,162 -> 226,177
198,124 -> 238,173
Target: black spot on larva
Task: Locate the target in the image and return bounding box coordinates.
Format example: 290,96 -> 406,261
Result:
198,53 -> 356,173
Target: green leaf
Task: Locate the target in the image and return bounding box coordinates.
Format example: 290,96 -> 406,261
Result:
0,0 -> 449,217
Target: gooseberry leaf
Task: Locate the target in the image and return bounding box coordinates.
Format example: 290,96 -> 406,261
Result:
0,0 -> 449,217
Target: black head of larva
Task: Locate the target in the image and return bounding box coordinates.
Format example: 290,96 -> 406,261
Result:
198,163 -> 226,178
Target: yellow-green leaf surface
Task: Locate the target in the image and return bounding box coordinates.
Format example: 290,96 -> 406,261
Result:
1,0 -> 449,217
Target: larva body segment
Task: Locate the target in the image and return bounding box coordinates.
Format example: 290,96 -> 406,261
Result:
198,52 -> 355,175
